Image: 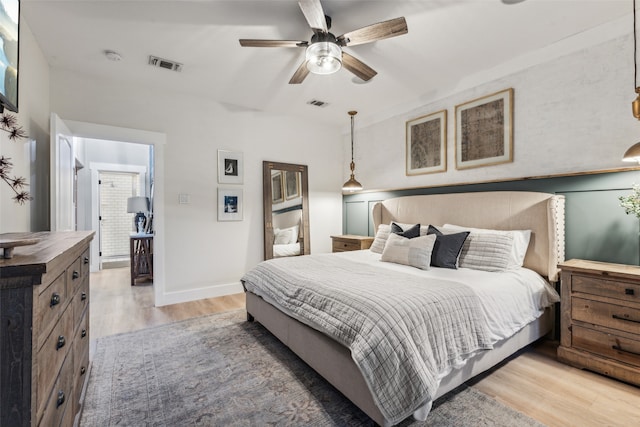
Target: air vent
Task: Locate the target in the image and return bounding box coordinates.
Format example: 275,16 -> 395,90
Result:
307,99 -> 329,108
148,55 -> 183,72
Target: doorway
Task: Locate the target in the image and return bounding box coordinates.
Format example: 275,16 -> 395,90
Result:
98,171 -> 143,269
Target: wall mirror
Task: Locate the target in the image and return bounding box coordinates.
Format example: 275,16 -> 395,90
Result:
263,161 -> 310,260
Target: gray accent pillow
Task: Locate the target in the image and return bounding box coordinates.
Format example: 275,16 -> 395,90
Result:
458,232 -> 514,272
380,233 -> 436,270
391,222 -> 421,239
370,224 -> 391,254
427,225 -> 469,269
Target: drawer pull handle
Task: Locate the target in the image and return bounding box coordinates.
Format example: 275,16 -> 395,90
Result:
612,314 -> 640,324
72,270 -> 80,280
612,344 -> 640,357
56,390 -> 65,407
625,288 -> 635,296
50,293 -> 61,307
81,292 -> 87,301
56,335 -> 66,350
80,366 -> 86,375
83,256 -> 89,264
81,328 -> 87,338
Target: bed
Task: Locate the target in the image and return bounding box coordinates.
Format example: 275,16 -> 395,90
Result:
272,207 -> 302,257
242,191 -> 565,426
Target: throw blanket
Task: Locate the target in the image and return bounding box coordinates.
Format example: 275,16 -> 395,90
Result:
242,254 -> 493,424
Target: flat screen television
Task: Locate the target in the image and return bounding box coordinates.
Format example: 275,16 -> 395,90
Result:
0,0 -> 18,113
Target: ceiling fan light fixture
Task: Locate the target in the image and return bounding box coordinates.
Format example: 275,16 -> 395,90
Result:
306,42 -> 342,75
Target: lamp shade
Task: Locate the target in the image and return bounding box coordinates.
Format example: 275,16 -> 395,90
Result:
306,42 -> 342,75
623,142 -> 640,163
127,196 -> 149,213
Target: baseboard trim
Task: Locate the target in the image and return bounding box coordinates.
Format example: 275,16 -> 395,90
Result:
156,281 -> 243,307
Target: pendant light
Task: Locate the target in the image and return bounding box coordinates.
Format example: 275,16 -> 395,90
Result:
624,0 -> 640,162
342,110 -> 363,191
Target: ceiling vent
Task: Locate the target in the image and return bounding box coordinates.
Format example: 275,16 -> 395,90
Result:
307,99 -> 329,108
148,55 -> 183,72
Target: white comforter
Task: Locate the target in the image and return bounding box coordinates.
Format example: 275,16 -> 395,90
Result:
337,250 -> 560,343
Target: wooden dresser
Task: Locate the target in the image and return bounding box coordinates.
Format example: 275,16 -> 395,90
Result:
0,231 -> 94,427
331,235 -> 374,253
558,259 -> 640,386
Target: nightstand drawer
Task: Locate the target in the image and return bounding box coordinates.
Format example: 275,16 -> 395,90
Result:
572,274 -> 640,303
333,240 -> 361,252
573,325 -> 640,366
572,297 -> 640,335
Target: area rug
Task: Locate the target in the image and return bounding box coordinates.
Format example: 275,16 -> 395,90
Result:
81,309 -> 545,427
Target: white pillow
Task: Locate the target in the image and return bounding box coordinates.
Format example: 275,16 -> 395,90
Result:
370,224 -> 391,254
442,224 -> 531,269
274,225 -> 299,245
380,233 -> 436,270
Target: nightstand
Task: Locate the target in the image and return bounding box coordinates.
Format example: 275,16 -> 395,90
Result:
557,259 -> 640,386
331,235 -> 374,253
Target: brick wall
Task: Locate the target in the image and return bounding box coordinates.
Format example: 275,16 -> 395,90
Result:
100,172 -> 141,258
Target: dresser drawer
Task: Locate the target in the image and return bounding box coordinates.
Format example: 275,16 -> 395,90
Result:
572,297 -> 640,336
80,248 -> 91,279
572,274 -> 640,303
37,309 -> 73,416
35,271 -> 68,351
72,278 -> 89,332
73,311 -> 90,418
573,325 -> 640,367
38,348 -> 74,427
67,256 -> 84,294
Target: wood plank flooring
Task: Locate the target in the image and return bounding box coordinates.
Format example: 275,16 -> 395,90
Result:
90,267 -> 640,426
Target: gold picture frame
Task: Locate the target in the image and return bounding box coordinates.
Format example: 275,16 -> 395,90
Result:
406,110 -> 447,176
455,88 -> 513,170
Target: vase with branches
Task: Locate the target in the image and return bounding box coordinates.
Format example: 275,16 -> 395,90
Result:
619,184 -> 640,220
0,112 -> 30,204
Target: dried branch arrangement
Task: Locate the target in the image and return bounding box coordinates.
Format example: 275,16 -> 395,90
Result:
0,113 -> 30,204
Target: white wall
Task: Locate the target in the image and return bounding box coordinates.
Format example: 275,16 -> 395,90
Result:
345,19 -> 638,191
0,19 -> 50,233
49,70 -> 343,305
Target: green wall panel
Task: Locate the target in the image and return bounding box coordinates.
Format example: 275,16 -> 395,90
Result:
343,169 -> 640,266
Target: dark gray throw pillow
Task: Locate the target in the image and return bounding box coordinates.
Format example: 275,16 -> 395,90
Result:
391,222 -> 421,239
427,225 -> 470,269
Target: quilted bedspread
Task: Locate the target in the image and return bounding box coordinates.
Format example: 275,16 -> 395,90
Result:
241,254 -> 493,424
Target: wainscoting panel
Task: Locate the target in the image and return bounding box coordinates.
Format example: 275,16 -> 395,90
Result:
343,169 -> 640,266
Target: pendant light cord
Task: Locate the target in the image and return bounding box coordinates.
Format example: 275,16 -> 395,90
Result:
635,0 -> 638,90
350,113 -> 355,162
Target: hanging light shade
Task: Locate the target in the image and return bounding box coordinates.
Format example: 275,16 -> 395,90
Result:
623,0 -> 640,162
306,42 -> 342,75
342,111 -> 363,192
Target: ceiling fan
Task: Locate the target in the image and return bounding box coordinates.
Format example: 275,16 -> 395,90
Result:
239,0 -> 408,84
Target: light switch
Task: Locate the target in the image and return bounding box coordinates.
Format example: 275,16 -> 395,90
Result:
178,194 -> 190,204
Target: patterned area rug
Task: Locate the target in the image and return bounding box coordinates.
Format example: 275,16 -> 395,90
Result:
81,310 -> 545,426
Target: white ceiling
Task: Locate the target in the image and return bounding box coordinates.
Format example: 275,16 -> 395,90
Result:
22,0 -> 630,127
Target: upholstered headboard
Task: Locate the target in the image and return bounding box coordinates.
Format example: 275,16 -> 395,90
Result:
371,191 -> 565,281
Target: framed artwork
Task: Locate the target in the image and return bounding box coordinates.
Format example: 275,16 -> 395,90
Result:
406,110 -> 447,175
217,150 -> 243,184
271,171 -> 284,204
218,188 -> 243,221
455,88 -> 513,170
284,170 -> 300,200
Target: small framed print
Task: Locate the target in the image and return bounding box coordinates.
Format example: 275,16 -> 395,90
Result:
455,88 -> 513,170
271,171 -> 284,204
217,150 -> 243,184
284,170 -> 300,200
218,188 -> 243,221
406,110 -> 447,176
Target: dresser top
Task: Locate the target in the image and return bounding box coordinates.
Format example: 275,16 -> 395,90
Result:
0,231 -> 94,280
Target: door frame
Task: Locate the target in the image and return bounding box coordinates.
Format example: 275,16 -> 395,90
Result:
62,118 -> 166,307
92,164 -> 148,272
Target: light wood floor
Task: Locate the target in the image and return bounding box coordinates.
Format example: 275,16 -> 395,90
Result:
90,267 -> 640,426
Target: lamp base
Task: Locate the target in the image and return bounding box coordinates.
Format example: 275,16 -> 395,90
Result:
134,212 -> 146,234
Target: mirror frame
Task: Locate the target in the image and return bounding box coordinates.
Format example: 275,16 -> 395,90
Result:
263,161 -> 310,260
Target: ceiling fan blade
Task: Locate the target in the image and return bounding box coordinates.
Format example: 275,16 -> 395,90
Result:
337,17 -> 408,47
342,52 -> 377,81
298,0 -> 327,33
289,61 -> 310,84
239,39 -> 307,48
